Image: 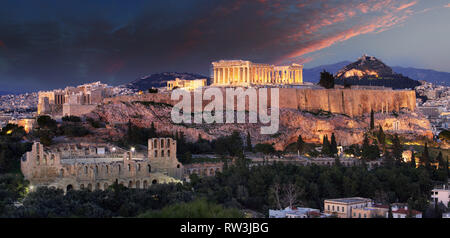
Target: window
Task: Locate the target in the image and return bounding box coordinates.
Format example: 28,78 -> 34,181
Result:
128,164 -> 131,171
328,205 -> 330,211
342,207 -> 345,212
148,165 -> 151,173
154,150 -> 157,157
364,214 -> 367,218
84,166 -> 88,174
161,150 -> 164,157
337,206 -> 340,212
168,150 -> 170,157
137,164 -> 141,171
332,205 -> 335,211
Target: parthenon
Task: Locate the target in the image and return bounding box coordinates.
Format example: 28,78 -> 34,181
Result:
212,60 -> 303,86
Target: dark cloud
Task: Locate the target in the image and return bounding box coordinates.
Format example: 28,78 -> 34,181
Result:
0,0 -> 439,92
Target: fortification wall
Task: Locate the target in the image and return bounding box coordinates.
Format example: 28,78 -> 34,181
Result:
102,88 -> 416,117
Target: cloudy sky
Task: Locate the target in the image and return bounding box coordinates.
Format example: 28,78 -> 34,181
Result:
0,0 -> 449,92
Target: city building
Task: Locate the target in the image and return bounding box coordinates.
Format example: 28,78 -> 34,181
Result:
269,207 -> 321,218
211,60 -> 303,86
167,78 -> 207,91
38,81 -> 114,117
351,206 -> 388,218
431,184 -> 450,207
21,138 -> 183,192
323,197 -> 372,218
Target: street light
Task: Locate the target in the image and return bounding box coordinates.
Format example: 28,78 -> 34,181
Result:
131,147 -> 135,153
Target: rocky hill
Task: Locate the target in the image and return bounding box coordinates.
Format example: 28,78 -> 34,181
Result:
87,99 -> 432,150
333,55 -> 420,89
124,72 -> 210,91
304,61 -> 450,87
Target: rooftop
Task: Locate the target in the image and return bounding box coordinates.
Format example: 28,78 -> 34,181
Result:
324,197 -> 371,204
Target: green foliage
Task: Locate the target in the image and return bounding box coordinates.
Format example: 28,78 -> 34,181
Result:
246,131 -> 252,152
60,124 -> 90,137
61,116 -> 81,123
362,134 -> 380,161
213,131 -> 243,157
330,133 -> 338,155
137,198 -> 243,218
0,174 -> 29,215
322,135 -> 332,156
190,162 -> 435,213
86,117 -> 105,128
318,70 -> 335,89
4,183 -> 193,218
391,134 -> 403,165
370,110 -> 375,130
439,130 -> 450,142
37,115 -> 57,130
296,135 -> 305,155
121,121 -> 158,147
254,143 -> 276,155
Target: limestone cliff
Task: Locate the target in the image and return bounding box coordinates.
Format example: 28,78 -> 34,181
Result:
88,100 -> 432,150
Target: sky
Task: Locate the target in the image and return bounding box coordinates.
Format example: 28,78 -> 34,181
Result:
0,0 -> 449,92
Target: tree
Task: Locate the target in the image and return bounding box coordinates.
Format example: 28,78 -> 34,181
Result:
330,133 -> 338,156
322,135 -> 331,156
37,115 -> 57,130
392,134 -> 403,166
318,70 -> 335,89
296,135 -> 305,155
246,131 -> 252,152
410,150 -> 416,168
436,152 -> 444,170
420,143 -> 431,169
370,110 -> 375,130
377,125 -> 386,153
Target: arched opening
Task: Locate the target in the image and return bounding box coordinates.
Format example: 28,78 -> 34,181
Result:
84,166 -> 88,174
87,183 -> 92,191
96,183 -> 100,190
59,169 -> 64,177
148,165 -> 152,173
177,164 -> 180,168
104,183 -> 109,190
128,164 -> 131,171
128,181 -> 133,188
80,184 -> 85,189
210,168 -> 215,176
152,179 -> 157,184
66,184 -> 73,191
136,180 -> 140,189
143,180 -> 148,189
105,165 -> 109,174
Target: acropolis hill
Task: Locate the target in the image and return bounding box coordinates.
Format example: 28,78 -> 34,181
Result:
104,87 -> 416,117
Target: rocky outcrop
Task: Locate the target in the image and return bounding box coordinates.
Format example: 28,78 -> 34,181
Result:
88,100 -> 432,150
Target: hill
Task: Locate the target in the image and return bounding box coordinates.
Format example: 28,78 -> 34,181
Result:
333,55 -> 420,89
125,72 -> 210,91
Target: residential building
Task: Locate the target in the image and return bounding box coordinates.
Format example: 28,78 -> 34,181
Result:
323,197 -> 372,218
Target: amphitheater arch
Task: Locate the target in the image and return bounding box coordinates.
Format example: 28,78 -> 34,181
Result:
104,183 -> 109,190
152,179 -> 157,184
87,183 -> 92,191
66,184 -> 73,191
136,180 -> 140,189
143,180 -> 148,189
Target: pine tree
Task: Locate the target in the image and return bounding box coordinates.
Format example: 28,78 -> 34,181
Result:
330,133 -> 338,156
410,150 -> 416,168
421,143 -> 431,169
437,152 -> 444,170
361,134 -> 371,161
392,134 -> 403,166
318,70 -> 335,89
370,110 -> 375,130
377,125 -> 386,149
296,134 -> 305,155
246,131 -> 252,152
322,135 -> 331,156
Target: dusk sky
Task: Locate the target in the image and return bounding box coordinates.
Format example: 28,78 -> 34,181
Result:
0,0 -> 450,92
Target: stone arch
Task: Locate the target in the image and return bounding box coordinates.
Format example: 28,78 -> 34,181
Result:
50,155 -> 55,165
95,183 -> 100,190
84,166 -> 88,174
43,155 -> 47,165
80,184 -> 85,189
152,179 -> 157,184
148,164 -> 152,173
105,165 -> 109,174
59,168 -> 64,177
104,183 -> 109,190
128,164 -> 131,171
87,183 -> 92,191
136,180 -> 140,189
128,180 -> 134,188
143,180 -> 148,189
66,184 -> 73,191
210,168 -> 215,176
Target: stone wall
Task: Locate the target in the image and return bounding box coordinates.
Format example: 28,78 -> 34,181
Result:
103,88 -> 416,117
